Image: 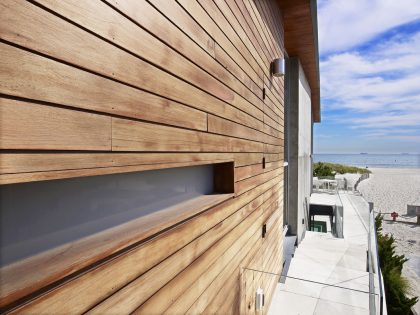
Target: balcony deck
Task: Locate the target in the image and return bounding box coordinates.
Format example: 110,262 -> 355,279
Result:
268,192 -> 375,315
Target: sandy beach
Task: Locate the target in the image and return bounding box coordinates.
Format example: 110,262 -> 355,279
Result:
358,168 -> 420,312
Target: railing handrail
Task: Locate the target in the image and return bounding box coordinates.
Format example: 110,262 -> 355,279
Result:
368,203 -> 376,314
371,206 -> 384,315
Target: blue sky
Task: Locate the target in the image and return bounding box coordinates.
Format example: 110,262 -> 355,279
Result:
314,0 -> 420,154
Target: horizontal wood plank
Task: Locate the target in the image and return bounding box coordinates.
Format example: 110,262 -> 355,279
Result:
0,43 -> 207,131
146,0 -> 265,103
35,0 -> 263,121
168,191 -> 281,314
0,152 -> 268,185
265,153 -> 284,163
0,98 -> 111,151
218,0 -> 272,69
235,163 -> 264,182
0,153 -> 234,175
103,0 -> 266,114
234,153 -> 264,167
2,193 -> 233,309
0,160 -> 236,186
264,123 -> 285,139
200,0 -> 270,75
0,0 -> 263,131
176,0 -> 264,83
1,0 -> 287,312
265,143 -> 285,154
235,168 -> 283,196
208,114 -> 280,145
202,195 -> 282,314
112,118 -> 263,152
264,112 -> 284,132
11,177 -> 279,313
130,193 -> 280,315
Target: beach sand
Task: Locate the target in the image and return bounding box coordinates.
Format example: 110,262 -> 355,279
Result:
358,168 -> 420,312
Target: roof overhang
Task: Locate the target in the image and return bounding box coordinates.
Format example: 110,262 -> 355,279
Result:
278,0 -> 321,122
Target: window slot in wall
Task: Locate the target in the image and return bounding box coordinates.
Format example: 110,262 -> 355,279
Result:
0,161 -> 234,307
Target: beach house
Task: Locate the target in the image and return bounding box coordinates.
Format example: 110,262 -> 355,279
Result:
0,0 -> 320,313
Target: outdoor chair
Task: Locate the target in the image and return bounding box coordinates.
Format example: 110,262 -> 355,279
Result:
313,178 -> 321,191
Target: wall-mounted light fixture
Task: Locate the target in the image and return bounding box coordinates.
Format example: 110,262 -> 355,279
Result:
271,58 -> 285,77
255,288 -> 265,311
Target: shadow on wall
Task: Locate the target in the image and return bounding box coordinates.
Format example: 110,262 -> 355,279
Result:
0,165 -> 214,267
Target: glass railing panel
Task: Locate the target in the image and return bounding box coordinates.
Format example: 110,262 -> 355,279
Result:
242,267 -> 375,315
334,192 -> 344,238
367,202 -> 385,315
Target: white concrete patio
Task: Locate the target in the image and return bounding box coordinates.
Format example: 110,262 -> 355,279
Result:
268,192 -> 373,315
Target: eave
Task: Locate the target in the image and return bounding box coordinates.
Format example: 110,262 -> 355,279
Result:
278,0 -> 321,122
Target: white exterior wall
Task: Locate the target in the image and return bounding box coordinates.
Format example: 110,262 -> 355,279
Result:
285,57 -> 312,243
297,63 -> 313,241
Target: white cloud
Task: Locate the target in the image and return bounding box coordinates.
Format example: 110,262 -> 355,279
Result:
318,0 -> 420,53
321,31 -> 420,114
387,135 -> 420,142
318,13 -> 420,149
351,113 -> 420,129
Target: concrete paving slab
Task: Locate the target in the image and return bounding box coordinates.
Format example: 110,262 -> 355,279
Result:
314,299 -> 368,315
268,192 -> 374,315
318,285 -> 369,309
269,290 -> 318,315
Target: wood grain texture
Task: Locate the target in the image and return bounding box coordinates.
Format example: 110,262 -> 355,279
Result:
0,42 -> 207,131
0,153 -> 267,185
219,0 -> 272,68
12,178 -> 278,314
103,0 -> 265,113
235,163 -> 264,182
112,118 -> 263,153
205,0 -> 270,73
0,0 -> 288,312
208,114 -> 280,145
169,192 -> 282,315
231,0 -> 285,103
108,192 -> 278,315
34,0 -> 264,121
195,0 -> 269,81
236,168 -> 283,196
0,98 -> 111,151
204,191 -> 282,314
279,0 -> 320,121
113,205 -> 261,313
0,160 -> 235,186
186,218 -> 263,314
234,160 -> 282,183
241,199 -> 283,314
3,193 -> 233,310
146,0 -> 265,101
265,153 -> 284,163
0,0 -> 262,130
0,152 -> 233,175
176,0 -> 264,83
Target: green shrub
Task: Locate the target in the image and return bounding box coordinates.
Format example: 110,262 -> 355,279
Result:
313,162 -> 334,177
313,162 -> 371,177
375,214 -> 418,315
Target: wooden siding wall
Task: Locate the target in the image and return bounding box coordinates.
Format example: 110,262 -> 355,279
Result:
0,0 -> 285,313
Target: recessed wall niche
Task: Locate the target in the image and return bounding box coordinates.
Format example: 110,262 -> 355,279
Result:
0,161 -> 234,306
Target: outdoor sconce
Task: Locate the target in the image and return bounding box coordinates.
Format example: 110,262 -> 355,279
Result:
271,58 -> 285,77
255,288 -> 265,311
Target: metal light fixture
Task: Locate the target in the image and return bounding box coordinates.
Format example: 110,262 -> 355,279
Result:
271,58 -> 285,77
255,288 -> 264,311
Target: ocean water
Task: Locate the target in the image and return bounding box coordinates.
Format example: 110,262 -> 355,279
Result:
313,154 -> 420,169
